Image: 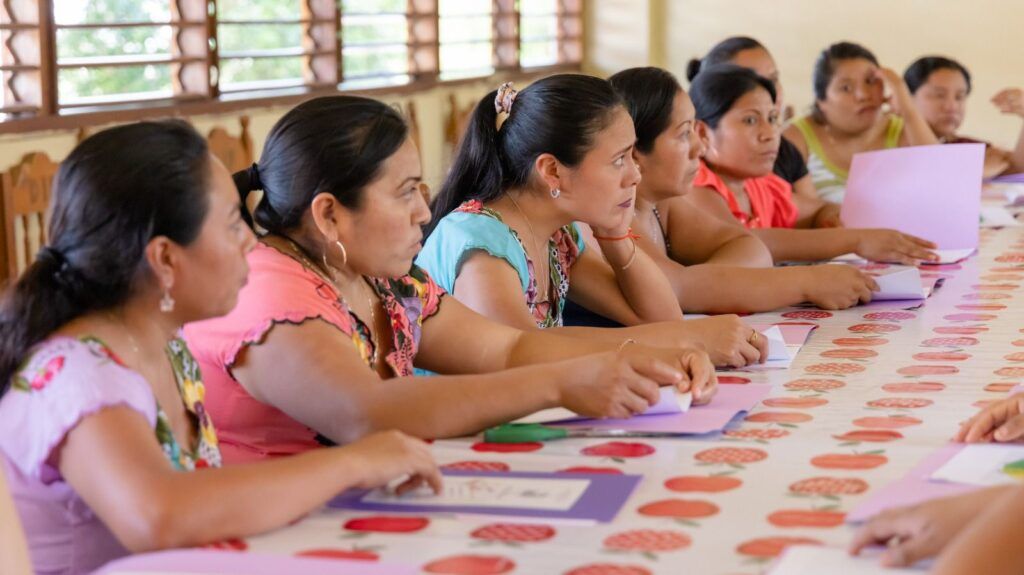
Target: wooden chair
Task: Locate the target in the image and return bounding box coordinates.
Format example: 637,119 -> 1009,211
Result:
207,116 -> 254,174
1,152 -> 59,283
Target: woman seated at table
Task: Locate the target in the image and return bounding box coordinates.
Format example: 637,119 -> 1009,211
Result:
850,393 -> 1024,571
183,95 -> 716,465
904,55 -> 1024,178
0,121 -> 443,575
783,42 -> 938,204
598,66 -> 877,313
685,64 -> 939,266
688,36 -> 842,228
417,74 -> 765,366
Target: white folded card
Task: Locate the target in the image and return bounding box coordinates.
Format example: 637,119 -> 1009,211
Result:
514,388 -> 692,424
930,443 -> 1024,487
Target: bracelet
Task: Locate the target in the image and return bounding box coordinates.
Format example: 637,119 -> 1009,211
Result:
617,338 -> 637,352
593,228 -> 641,242
620,238 -> 638,270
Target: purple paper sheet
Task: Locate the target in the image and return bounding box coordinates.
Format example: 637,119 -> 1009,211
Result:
847,444 -> 974,523
841,144 -> 984,249
989,172 -> 1024,184
94,549 -> 417,574
329,470 -> 642,523
554,383 -> 772,435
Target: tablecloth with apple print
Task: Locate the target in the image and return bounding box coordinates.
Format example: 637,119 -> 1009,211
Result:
202,225 -> 1022,575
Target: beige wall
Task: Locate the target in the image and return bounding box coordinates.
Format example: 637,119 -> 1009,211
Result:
585,0 -> 1023,148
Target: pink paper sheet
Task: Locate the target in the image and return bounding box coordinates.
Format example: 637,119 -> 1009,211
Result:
841,144 -> 984,250
95,549 -> 417,574
847,444 -> 974,523
554,383 -> 772,435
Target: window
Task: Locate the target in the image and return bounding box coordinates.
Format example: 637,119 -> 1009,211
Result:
0,0 -> 582,128
438,0 -> 493,80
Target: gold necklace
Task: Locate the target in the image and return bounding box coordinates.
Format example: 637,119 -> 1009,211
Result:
280,236 -> 380,364
505,194 -> 550,303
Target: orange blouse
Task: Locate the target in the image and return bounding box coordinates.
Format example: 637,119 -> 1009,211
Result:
694,161 -> 799,229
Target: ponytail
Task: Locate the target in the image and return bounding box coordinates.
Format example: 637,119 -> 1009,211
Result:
686,58 -> 703,82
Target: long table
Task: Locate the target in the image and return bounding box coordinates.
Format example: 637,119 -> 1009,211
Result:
208,225 -> 1022,575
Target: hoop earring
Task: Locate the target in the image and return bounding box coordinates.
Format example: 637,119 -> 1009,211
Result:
550,188 -> 561,199
159,287 -> 175,313
335,240 -> 349,267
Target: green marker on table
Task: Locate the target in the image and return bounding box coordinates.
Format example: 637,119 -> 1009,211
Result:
1002,458 -> 1024,479
484,423 -> 681,444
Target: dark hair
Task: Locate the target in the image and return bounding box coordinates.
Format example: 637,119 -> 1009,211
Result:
690,64 -> 777,129
904,56 -> 972,95
0,121 -> 211,394
608,67 -> 683,154
686,36 -> 766,82
235,95 -> 409,232
428,74 -> 623,234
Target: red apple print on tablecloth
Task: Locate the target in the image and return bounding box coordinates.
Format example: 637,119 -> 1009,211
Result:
833,429 -> 904,443
442,461 -> 511,472
863,311 -> 916,321
867,397 -> 933,409
911,351 -> 970,362
995,367 -> 1024,378
762,397 -> 829,409
962,293 -> 1010,301
343,516 -> 430,534
789,477 -> 869,496
897,365 -> 958,377
470,523 -> 556,544
767,509 -> 846,528
694,447 -> 768,469
559,466 -> 624,475
991,266 -> 1024,272
853,415 -> 922,429
972,283 -> 1020,290
563,564 -> 653,575
1005,352 -> 1024,362
736,537 -> 822,559
934,326 -> 988,335
995,253 -> 1024,263
922,337 -> 979,347
296,548 -> 380,561
785,379 -> 845,392
638,498 -> 720,525
1012,339 -> 1024,347
804,363 -> 866,376
957,303 -> 1007,311
985,383 -> 1018,393
423,554 -> 516,575
982,274 -> 1024,281
581,442 -> 655,459
821,348 -> 878,360
717,375 -> 751,384
723,428 -> 791,441
745,411 -> 813,425
944,313 -> 998,322
811,452 -> 888,470
781,310 -> 833,320
882,382 -> 946,393
665,475 -> 743,493
849,323 -> 901,333
471,442 -> 543,453
833,336 -> 889,347
204,538 -> 248,551
603,529 -> 692,557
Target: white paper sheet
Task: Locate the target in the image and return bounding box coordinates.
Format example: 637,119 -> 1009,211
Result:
980,205 -> 1022,227
930,443 -> 1024,487
771,545 -> 928,574
364,476 -> 590,511
514,388 -> 692,424
870,266 -> 929,301
929,248 -> 976,264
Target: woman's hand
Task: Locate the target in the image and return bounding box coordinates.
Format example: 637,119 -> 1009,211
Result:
853,229 -> 939,265
992,88 -> 1024,118
799,265 -> 878,310
674,315 -> 768,368
342,431 -> 443,495
955,393 -> 1024,443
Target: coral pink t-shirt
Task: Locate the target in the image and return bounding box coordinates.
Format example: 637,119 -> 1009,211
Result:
183,242 -> 445,464
694,161 -> 799,229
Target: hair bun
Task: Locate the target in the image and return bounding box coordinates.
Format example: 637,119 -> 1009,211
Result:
686,58 -> 703,82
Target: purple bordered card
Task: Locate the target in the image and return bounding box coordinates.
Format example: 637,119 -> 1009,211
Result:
329,470 -> 642,523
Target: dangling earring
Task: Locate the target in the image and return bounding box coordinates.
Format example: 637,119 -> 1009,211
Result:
550,188 -> 561,199
335,240 -> 348,267
160,285 -> 175,313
